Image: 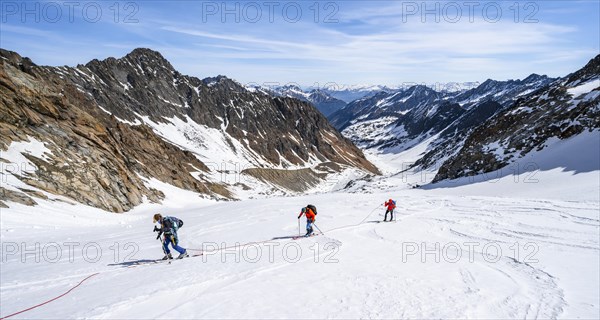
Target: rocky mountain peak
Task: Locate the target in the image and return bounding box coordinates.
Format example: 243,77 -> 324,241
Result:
523,73 -> 545,83
478,78 -> 499,90
281,84 -> 303,91
406,85 -> 437,98
85,48 -> 176,81
566,54 -> 600,85
125,48 -> 173,67
0,49 -> 36,74
202,74 -> 229,83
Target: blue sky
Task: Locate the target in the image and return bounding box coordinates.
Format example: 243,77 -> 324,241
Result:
1,0 -> 598,86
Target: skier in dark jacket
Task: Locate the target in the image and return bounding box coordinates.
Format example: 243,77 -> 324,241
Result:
153,213 -> 188,260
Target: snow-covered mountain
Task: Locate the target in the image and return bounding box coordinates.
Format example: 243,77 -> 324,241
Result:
320,84 -> 397,103
305,89 -> 347,117
0,48 -> 378,212
432,55 -> 600,182
254,84 -> 347,117
259,82 -> 483,119
326,57 -> 599,191
334,55 -> 598,189
321,82 -> 480,103
330,85 -> 445,131
333,73 -> 556,152
451,74 -> 555,108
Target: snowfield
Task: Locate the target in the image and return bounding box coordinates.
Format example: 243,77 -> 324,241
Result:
1,133 -> 599,319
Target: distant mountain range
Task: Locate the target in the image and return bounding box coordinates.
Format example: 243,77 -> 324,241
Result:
249,84 -> 347,117
323,56 -> 599,183
331,74 -> 555,141
254,82 -> 482,117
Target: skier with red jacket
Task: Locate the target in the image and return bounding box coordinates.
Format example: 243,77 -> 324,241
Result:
384,199 -> 396,222
298,205 -> 317,237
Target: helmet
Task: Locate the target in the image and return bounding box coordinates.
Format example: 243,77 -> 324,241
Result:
301,207 -> 306,213
389,199 -> 392,201
153,213 -> 162,223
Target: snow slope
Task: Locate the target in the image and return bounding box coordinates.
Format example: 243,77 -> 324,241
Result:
422,130 -> 600,201
1,133 -> 599,319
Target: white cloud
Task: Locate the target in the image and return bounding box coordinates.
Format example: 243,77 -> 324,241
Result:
1,1 -> 596,85
157,15 -> 585,84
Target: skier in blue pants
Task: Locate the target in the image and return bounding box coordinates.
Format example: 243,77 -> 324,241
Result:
153,213 -> 188,260
298,205 -> 317,237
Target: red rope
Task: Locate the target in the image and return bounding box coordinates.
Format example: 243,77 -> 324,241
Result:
1,210 -> 389,318
0,273 -> 100,319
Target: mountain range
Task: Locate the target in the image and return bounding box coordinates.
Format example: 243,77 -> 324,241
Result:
0,48 -> 378,211
1,47 -> 598,212
325,56 -> 598,184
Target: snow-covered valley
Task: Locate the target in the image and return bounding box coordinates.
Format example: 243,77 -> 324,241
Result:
2,132 -> 598,319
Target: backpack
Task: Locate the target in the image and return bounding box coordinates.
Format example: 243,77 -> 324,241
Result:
307,204 -> 317,215
166,216 -> 184,230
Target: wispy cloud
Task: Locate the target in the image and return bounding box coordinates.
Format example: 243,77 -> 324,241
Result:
0,0 -> 597,85
156,14 -> 585,83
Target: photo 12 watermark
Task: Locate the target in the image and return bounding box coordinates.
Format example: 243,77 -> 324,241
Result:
1,1 -> 140,24
1,241 -> 139,264
401,241 -> 540,264
199,1 -> 339,23
400,160 -> 542,186
200,159 -> 542,187
1,161 -> 37,183
399,1 -> 540,23
200,241 -> 340,264
0,240 -> 342,265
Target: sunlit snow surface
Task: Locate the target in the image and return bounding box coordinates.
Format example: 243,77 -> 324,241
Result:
1,132 -> 599,319
568,79 -> 599,98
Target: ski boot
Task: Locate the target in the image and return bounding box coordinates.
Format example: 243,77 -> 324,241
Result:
177,250 -> 189,259
162,253 -> 173,260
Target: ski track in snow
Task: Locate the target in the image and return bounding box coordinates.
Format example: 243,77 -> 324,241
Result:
1,189 -> 598,319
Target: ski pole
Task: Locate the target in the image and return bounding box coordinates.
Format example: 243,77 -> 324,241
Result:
158,234 -> 167,255
359,203 -> 383,224
312,222 -> 324,235
298,218 -> 301,236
